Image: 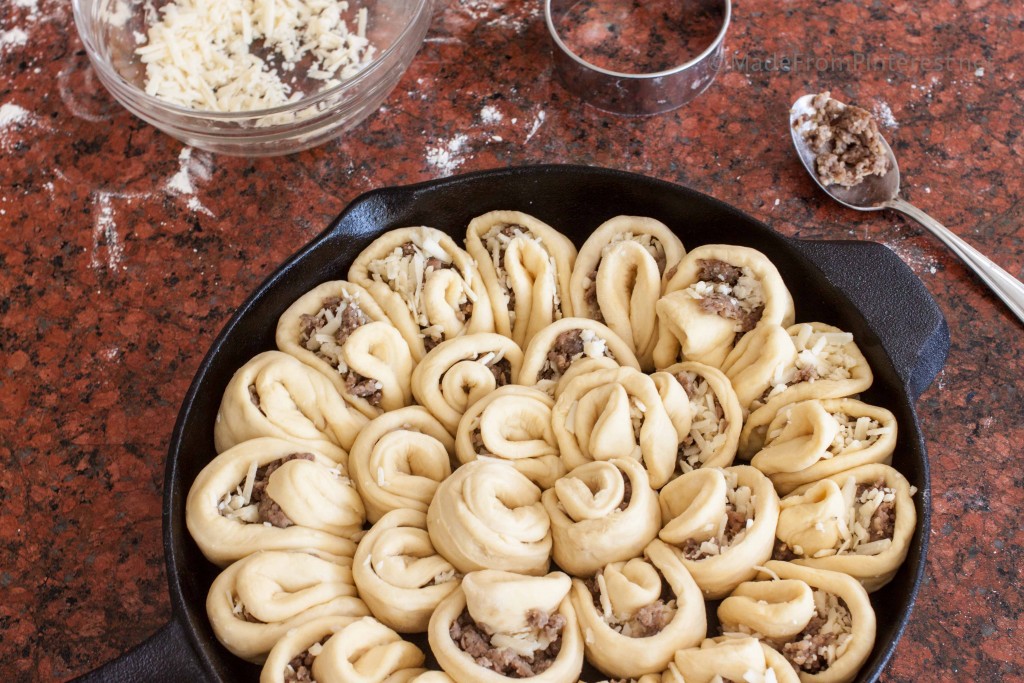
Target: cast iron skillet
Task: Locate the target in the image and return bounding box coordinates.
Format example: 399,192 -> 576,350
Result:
77,165 -> 949,683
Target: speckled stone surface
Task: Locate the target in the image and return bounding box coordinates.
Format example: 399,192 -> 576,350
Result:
1,0 -> 1022,680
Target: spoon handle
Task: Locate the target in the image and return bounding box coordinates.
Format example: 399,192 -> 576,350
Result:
887,197 -> 1024,326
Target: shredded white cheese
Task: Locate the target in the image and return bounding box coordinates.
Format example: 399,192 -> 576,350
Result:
135,0 -> 376,112
676,371 -> 728,472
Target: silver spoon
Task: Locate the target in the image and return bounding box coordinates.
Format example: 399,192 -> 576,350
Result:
789,93 -> 1024,325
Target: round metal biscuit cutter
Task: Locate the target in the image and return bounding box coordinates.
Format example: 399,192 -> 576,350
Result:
544,0 -> 731,116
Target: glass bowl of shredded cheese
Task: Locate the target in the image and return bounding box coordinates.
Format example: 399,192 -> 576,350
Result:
73,0 -> 432,156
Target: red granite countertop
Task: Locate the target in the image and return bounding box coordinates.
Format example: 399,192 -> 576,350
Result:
2,0 -> 1022,680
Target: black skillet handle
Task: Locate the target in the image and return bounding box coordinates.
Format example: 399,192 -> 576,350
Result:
790,238 -> 950,400
70,618 -> 207,683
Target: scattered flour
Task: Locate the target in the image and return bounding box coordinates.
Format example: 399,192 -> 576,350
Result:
165,147 -> 216,215
425,134 -> 469,175
480,104 -> 503,124
884,238 -> 940,276
0,103 -> 32,128
0,28 -> 29,51
0,103 -> 34,151
457,0 -> 490,21
188,196 -> 215,217
872,101 -> 898,129
524,110 -> 546,143
975,67 -> 985,77
91,192 -> 127,271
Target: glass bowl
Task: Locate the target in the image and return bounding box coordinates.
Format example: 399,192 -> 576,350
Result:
72,0 -> 433,156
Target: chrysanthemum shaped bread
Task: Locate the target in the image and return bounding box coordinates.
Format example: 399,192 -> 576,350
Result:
186,438 -> 364,566
352,509 -> 461,633
720,322 -> 799,412
653,244 -> 795,369
428,570 -> 584,683
570,539 -> 706,677
465,210 -> 577,349
207,550 -> 368,663
455,384 -> 565,489
753,399 -> 898,494
542,458 -> 660,575
300,616 -> 427,683
426,460 -> 552,575
518,317 -> 640,393
670,636 -> 800,683
552,366 -> 677,489
728,562 -> 877,683
348,406 -> 455,524
653,361 -> 743,475
259,616 -> 359,683
570,216 -> 686,371
658,466 -> 779,599
214,351 -> 368,459
772,464 -> 915,592
739,323 -> 874,457
348,226 -> 494,361
275,279 -> 415,416
411,333 -> 523,434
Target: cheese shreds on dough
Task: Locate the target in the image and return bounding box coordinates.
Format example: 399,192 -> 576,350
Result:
134,0 -> 376,112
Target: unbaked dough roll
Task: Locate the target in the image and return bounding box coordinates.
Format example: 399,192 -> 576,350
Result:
411,333 -> 523,433
552,366 -> 677,489
753,399 -> 897,494
653,244 -> 795,369
542,458 -> 661,575
275,279 -> 414,416
773,464 -> 916,592
737,561 -> 877,683
207,550 -> 368,663
186,438 -> 364,566
739,323 -> 874,457
348,226 -> 494,361
648,371 -> 693,445
309,616 -> 427,683
465,211 -> 577,349
570,539 -> 706,678
658,466 -> 779,599
214,351 -> 367,459
348,406 -> 455,524
671,637 -> 800,683
352,509 -> 461,633
454,385 -> 565,489
570,216 -> 686,371
426,460 -> 552,576
655,362 -> 742,475
519,317 -> 640,394
552,355 -> 620,399
260,616 -> 359,683
717,578 -> 817,641
720,322 -> 798,412
428,571 -> 584,683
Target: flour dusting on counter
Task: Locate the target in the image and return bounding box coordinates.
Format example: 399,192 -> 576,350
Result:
0,28 -> 29,51
525,110 -> 546,143
872,101 -> 898,129
166,148 -> 216,216
90,192 -> 127,272
0,103 -> 34,151
426,134 -> 470,175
